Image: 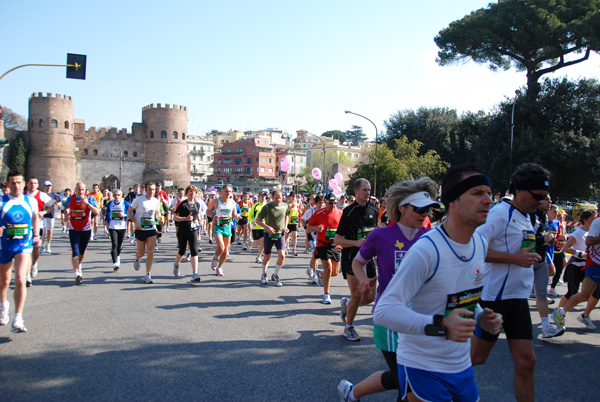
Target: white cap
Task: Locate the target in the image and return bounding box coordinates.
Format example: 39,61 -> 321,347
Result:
399,192 -> 440,208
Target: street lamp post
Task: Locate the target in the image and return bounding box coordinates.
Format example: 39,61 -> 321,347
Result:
345,111 -> 378,196
303,132 -> 327,192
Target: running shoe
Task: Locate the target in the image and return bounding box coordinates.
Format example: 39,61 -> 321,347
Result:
197,247 -> 202,253
343,325 -> 360,341
553,308 -> 566,329
11,317 -> 27,333
255,255 -> 263,264
157,237 -> 162,244
26,275 -> 32,287
577,314 -> 596,330
130,237 -> 135,244
134,259 -> 141,271
541,324 -> 565,338
0,301 -> 9,326
62,227 -> 66,233
247,243 -> 253,252
93,234 -> 98,241
271,273 -> 282,287
323,293 -> 332,304
306,267 -> 314,280
340,297 -> 349,323
75,273 -> 83,285
237,238 -> 242,245
242,244 -> 247,251
154,246 -> 158,251
211,257 -> 219,271
316,269 -> 323,287
184,254 -> 191,262
31,263 -> 38,278
548,288 -> 560,297
166,228 -> 170,233
293,250 -> 298,256
209,238 -> 213,244
547,298 -> 555,305
47,244 -> 52,254
217,267 -> 224,277
144,273 -> 153,284
337,379 -> 356,402
190,273 -> 201,284
305,248 -> 310,254
173,262 -> 180,277
260,273 -> 268,284
113,263 -> 120,272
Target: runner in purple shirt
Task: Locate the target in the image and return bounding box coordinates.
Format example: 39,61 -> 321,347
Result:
338,177 -> 440,402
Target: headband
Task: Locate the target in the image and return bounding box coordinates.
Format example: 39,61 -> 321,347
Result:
512,176 -> 549,192
441,174 -> 492,207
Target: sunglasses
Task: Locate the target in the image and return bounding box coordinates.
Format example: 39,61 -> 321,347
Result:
411,205 -> 432,215
327,201 -> 336,205
527,190 -> 550,201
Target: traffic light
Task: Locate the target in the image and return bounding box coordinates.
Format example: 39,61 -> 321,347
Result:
66,53 -> 86,80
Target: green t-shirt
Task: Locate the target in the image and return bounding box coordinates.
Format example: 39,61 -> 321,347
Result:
257,202 -> 288,233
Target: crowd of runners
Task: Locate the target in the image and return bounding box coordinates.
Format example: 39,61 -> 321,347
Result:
0,164 -> 599,402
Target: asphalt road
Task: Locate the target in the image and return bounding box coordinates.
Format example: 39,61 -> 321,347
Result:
0,225 -> 598,402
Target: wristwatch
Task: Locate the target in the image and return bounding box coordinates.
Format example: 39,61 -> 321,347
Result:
424,314 -> 447,337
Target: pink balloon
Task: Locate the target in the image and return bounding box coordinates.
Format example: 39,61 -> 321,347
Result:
280,155 -> 292,172
333,186 -> 343,195
334,172 -> 343,185
329,179 -> 338,189
311,167 -> 322,180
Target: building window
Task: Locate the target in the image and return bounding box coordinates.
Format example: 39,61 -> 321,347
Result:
64,121 -> 70,129
83,148 -> 88,155
173,131 -> 178,139
234,158 -> 242,165
123,151 -> 129,157
256,157 -> 259,163
182,133 -> 186,140
133,151 -> 138,157
256,167 -> 259,172
39,119 -> 44,127
269,158 -> 273,163
261,157 -> 265,162
199,156 -> 203,161
261,167 -> 265,172
51,119 -> 58,128
150,131 -> 154,138
161,131 -> 167,139
93,149 -> 98,156
269,168 -> 273,173
247,158 -> 252,164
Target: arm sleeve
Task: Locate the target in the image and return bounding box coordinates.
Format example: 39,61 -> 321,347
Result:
373,242 -> 437,335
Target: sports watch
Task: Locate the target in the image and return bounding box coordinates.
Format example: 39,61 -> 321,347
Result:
424,314 -> 447,337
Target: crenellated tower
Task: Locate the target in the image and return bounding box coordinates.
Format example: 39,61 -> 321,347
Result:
141,103 -> 190,186
27,92 -> 77,191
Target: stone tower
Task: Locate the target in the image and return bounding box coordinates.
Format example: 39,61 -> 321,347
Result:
141,103 -> 190,187
27,93 -> 77,191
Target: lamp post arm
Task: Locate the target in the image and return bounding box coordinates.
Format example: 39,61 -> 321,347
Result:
0,63 -> 79,82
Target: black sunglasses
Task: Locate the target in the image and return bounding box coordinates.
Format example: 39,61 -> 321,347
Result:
411,205 -> 432,215
527,190 -> 549,201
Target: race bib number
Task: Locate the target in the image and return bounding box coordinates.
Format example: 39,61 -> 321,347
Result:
268,232 -> 282,239
444,286 -> 483,318
241,206 -> 249,217
190,220 -> 198,230
140,216 -> 154,229
6,223 -> 28,240
219,217 -> 231,227
357,226 -> 374,240
111,211 -> 123,220
325,227 -> 337,241
394,250 -> 408,272
521,230 -> 535,252
71,209 -> 86,220
290,216 -> 299,224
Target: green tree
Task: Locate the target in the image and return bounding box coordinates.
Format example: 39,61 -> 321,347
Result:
0,105 -> 27,131
7,132 -> 27,173
435,0 -> 600,97
346,138 -> 447,197
345,125 -> 368,146
302,150 -> 352,191
321,130 -> 347,144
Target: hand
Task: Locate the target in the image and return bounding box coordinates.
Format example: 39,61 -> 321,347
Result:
358,276 -> 378,295
267,226 -> 275,234
284,228 -> 289,234
442,309 -> 477,342
317,224 -> 324,233
513,247 -> 542,267
478,308 -> 503,335
187,215 -> 193,222
544,233 -> 555,245
0,226 -> 3,236
355,237 -> 366,248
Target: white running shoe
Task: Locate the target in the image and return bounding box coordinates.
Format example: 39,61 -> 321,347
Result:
255,255 -> 263,264
144,273 -> 153,284
190,273 -> 201,284
260,273 -> 268,284
31,263 -> 38,278
548,288 -> 560,297
217,267 -> 224,277
293,251 -> 298,256
337,379 -> 355,402
0,301 -> 9,326
11,317 -> 27,333
134,259 -> 141,271
306,267 -> 314,280
242,244 -> 247,251
46,244 -> 52,254
26,275 -> 32,287
542,324 -> 565,338
271,273 -> 282,287
316,269 -> 323,287
578,313 -> 597,330
75,272 -> 83,285
173,262 -> 180,277
211,258 -> 219,271
154,246 -> 158,251
130,237 -> 135,244
322,293 -> 332,304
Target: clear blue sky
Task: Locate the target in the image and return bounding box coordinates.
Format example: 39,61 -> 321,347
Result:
2,0 -> 598,140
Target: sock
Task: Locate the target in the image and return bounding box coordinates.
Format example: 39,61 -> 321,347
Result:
560,308 -> 567,316
14,313 -> 22,321
274,264 -> 282,275
345,323 -> 353,329
349,388 -> 358,402
262,264 -> 269,275
541,317 -> 549,329
0,301 -> 7,308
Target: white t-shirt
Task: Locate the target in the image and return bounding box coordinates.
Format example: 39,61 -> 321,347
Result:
130,196 -> 160,231
25,190 -> 54,229
587,217 -> 600,265
567,228 -> 588,267
373,226 -> 487,374
476,201 -> 535,301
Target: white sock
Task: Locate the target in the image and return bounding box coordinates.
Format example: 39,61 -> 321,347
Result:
541,317 -> 550,329
14,313 -> 23,321
262,264 -> 269,275
349,389 -> 358,402
274,264 -> 282,275
560,308 -> 567,316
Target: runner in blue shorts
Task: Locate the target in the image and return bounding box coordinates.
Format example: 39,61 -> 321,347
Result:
0,170 -> 41,333
373,166 -> 502,402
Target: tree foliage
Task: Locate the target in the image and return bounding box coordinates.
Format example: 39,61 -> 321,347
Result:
301,150 -> 352,191
321,130 -> 347,144
1,105 -> 27,131
346,138 -> 447,197
435,0 -> 600,97
345,125 -> 368,146
7,132 -> 27,173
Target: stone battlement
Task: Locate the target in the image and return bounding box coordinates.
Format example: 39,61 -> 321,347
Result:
142,103 -> 187,111
29,92 -> 72,101
86,126 -> 130,136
